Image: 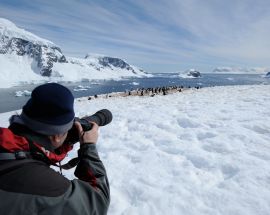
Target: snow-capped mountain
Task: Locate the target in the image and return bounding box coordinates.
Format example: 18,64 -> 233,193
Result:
0,18 -> 66,77
0,18 -> 149,88
179,69 -> 201,78
212,67 -> 270,74
89,55 -> 139,75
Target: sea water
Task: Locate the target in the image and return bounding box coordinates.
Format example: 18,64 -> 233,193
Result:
0,73 -> 269,113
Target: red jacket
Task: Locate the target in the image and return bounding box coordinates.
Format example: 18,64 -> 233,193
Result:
0,125 -> 110,215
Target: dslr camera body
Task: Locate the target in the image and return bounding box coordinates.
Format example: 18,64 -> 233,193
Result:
65,109 -> 112,145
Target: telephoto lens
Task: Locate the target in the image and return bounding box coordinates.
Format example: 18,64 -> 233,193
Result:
79,109 -> 113,131
64,109 -> 113,145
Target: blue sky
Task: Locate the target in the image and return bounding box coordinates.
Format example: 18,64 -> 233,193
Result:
0,0 -> 270,73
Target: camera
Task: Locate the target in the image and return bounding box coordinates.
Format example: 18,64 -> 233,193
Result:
65,109 -> 113,145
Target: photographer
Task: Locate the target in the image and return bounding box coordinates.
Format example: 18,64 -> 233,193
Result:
0,83 -> 110,215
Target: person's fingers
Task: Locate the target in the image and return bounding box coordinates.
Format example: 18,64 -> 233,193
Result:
89,122 -> 99,132
74,121 -> 82,132
79,122 -> 99,144
74,121 -> 85,138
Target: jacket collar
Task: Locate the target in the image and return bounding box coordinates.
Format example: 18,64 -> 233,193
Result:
0,126 -> 73,164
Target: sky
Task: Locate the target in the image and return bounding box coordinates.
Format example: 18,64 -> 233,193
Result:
0,0 -> 270,73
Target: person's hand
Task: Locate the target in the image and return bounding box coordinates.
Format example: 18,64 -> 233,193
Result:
74,121 -> 99,144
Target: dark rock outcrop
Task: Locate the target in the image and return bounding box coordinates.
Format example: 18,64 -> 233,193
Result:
187,70 -> 201,77
95,56 -> 137,74
0,35 -> 67,76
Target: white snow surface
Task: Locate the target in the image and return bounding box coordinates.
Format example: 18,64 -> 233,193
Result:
1,85 -> 270,215
0,54 -> 46,87
0,18 -> 54,46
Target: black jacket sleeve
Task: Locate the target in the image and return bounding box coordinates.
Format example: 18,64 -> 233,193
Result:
69,143 -> 110,215
75,144 -> 110,200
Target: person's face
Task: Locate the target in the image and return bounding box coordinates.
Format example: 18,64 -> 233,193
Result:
49,132 -> 68,149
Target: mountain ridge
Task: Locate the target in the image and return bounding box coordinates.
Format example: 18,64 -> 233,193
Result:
0,18 -> 149,88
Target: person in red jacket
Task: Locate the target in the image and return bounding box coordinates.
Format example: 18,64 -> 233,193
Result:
0,83 -> 110,215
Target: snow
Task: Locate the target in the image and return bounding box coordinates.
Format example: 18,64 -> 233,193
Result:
14,90 -> 31,97
130,82 -> 140,85
0,54 -> 149,88
1,84 -> 270,214
85,53 -> 106,59
212,67 -> 270,74
73,85 -> 91,92
51,56 -> 149,82
0,54 -> 46,87
0,18 -> 151,88
179,69 -> 201,79
0,18 -> 54,46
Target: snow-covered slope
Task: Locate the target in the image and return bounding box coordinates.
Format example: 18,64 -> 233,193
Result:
212,67 -> 270,74
1,84 -> 270,214
0,18 -> 149,88
0,18 -> 53,46
0,18 -> 67,78
54,54 -> 150,82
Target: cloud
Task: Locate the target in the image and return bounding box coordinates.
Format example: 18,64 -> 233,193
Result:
0,0 -> 270,72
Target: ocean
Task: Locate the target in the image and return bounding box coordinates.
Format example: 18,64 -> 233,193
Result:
0,73 -> 269,113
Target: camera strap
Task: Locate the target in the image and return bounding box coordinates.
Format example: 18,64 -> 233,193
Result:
54,157 -> 79,170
